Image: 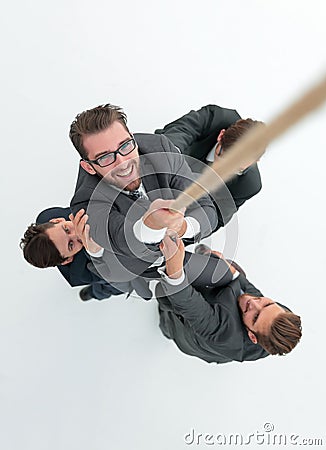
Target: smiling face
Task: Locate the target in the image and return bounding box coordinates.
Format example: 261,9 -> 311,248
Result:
80,120 -> 141,191
238,294 -> 285,343
45,218 -> 83,265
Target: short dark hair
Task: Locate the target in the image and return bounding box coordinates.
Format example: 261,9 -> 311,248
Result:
20,223 -> 66,268
69,103 -> 129,159
256,312 -> 302,355
221,118 -> 265,150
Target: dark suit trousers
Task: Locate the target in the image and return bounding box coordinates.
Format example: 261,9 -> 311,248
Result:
90,280 -> 125,300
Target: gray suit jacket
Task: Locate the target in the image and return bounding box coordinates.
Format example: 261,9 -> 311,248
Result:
156,105 -> 262,224
156,272 -> 269,364
70,133 -> 218,284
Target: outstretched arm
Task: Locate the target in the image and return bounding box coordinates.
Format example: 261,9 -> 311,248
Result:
155,105 -> 241,152
158,235 -> 235,339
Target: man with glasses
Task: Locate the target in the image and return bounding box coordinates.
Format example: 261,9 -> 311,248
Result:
69,104 -> 219,297
155,105 -> 264,226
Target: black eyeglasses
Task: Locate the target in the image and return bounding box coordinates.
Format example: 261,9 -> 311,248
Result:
85,138 -> 136,167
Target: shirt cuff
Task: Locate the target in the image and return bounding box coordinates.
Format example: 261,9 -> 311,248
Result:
182,217 -> 200,239
157,266 -> 186,285
87,247 -> 104,258
232,270 -> 240,280
133,218 -> 167,244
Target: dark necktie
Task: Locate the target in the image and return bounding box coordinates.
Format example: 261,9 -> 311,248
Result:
128,190 -> 142,201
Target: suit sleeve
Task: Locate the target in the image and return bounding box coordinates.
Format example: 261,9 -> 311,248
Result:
159,277 -> 232,341
155,105 -> 241,152
238,274 -> 264,297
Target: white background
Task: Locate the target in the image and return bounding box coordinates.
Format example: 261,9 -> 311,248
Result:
1,1 -> 326,449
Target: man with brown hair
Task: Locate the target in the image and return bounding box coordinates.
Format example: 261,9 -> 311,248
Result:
69,104 -> 219,294
20,207 -> 127,301
155,105 -> 264,224
156,234 -> 302,363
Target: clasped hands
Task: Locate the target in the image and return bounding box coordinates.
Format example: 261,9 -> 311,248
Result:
143,199 -> 187,237
69,199 -> 186,256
